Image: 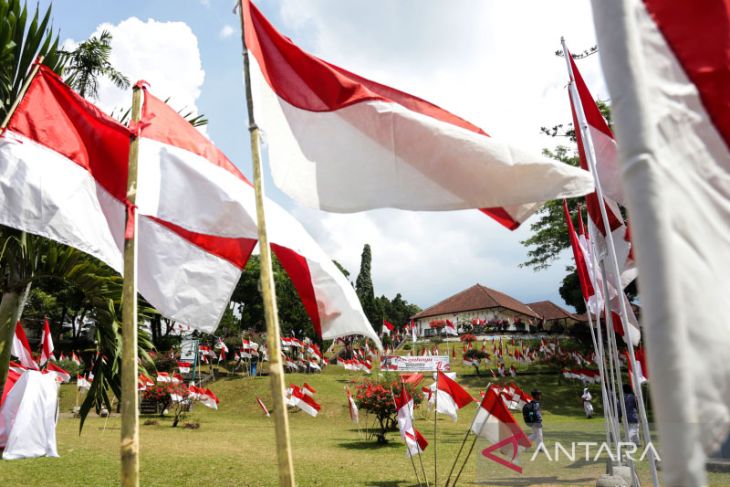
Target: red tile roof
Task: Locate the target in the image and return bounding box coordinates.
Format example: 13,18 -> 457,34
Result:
526,300 -> 578,322
412,284 -> 540,320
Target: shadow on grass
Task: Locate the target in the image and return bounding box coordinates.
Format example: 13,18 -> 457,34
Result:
363,481 -> 417,487
337,441 -> 401,451
475,476 -> 595,486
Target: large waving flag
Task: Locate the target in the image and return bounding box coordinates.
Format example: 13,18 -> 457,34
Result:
591,1 -> 730,485
136,90 -> 381,345
0,63 -> 379,346
241,0 -> 593,229
0,65 -> 128,277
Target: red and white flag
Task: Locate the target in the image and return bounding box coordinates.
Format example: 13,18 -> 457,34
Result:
71,352 -> 81,367
135,88 -> 381,346
177,361 -> 191,374
77,375 -> 92,391
11,322 -> 38,370
444,320 -> 458,336
404,428 -> 429,458
625,347 -> 649,391
156,372 -> 171,383
39,318 -> 54,366
382,320 -> 395,334
563,201 -> 599,312
432,371 -> 474,421
301,383 -> 317,398
289,387 -> 321,417
43,362 -> 71,383
0,64 -> 380,348
256,396 -> 270,417
394,386 -> 428,457
472,387 -> 531,473
346,386 -> 359,424
198,388 -> 220,410
566,52 -> 637,292
240,0 -> 593,229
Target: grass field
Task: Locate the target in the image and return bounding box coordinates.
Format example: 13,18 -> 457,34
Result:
2,344 -> 729,486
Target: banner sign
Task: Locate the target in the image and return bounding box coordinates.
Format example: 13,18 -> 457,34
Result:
381,355 -> 450,372
180,338 -> 199,362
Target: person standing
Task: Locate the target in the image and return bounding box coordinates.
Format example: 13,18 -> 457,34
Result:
581,387 -> 594,418
619,384 -> 641,445
523,389 -> 544,446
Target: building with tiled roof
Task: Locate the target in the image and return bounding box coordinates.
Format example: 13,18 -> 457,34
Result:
411,284 -> 540,337
526,300 -> 580,331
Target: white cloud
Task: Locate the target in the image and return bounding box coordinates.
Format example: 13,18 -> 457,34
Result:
219,25 -> 235,39
264,0 -> 600,310
67,18 -> 205,119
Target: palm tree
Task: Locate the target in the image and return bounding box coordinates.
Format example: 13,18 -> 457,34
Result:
0,0 -> 64,121
61,29 -> 130,99
0,2 -> 154,417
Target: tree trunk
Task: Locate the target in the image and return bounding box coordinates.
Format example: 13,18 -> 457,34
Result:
0,291 -> 22,395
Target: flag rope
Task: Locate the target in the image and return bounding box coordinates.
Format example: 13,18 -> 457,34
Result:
238,3 -> 296,486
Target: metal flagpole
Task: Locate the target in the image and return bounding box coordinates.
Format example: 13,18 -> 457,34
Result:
561,37 -> 659,487
593,288 -> 620,447
584,303 -> 614,449
434,372 -> 439,486
238,3 -> 295,485
444,384 -> 493,487
120,84 -> 143,487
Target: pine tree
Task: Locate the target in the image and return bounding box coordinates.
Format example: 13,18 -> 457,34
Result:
355,244 -> 379,330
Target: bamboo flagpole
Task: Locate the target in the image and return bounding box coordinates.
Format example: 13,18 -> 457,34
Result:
238,3 -> 296,485
120,84 -> 143,487
444,383 -> 493,487
449,392 -> 496,487
561,37 -> 659,487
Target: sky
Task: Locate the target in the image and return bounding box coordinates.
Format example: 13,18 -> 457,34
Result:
39,0 -> 609,313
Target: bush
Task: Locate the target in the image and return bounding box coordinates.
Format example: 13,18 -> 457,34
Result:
55,359 -> 82,378
402,343 -> 411,351
354,373 -> 423,443
154,355 -> 177,373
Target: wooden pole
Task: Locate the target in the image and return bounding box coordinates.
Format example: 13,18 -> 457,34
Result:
238,3 -> 296,486
418,446 -> 430,487
120,84 -> 142,487
444,384 -> 493,487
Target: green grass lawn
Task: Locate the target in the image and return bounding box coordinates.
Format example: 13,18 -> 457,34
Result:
1,345 -> 729,486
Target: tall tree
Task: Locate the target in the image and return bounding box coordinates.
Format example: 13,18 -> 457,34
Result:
228,255 -> 312,338
355,244 -> 379,330
61,30 -> 129,99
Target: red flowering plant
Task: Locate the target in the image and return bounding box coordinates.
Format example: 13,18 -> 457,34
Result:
142,382 -> 191,426
353,373 -> 422,443
429,319 -> 446,330
460,333 -> 477,343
